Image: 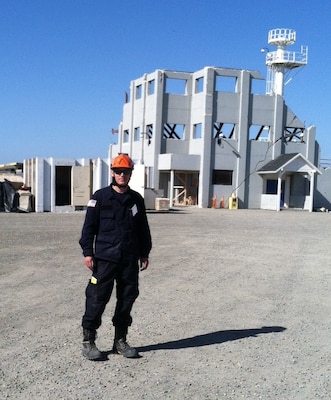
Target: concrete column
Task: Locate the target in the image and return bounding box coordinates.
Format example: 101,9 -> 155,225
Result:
152,70 -> 165,191
284,175 -> 291,208
309,171 -> 315,212
129,80 -> 135,157
50,158 -> 56,212
272,95 -> 285,159
35,158 -> 44,212
276,174 -> 282,212
236,70 -> 250,206
199,67 -> 214,208
93,158 -> 103,192
305,126 -> 316,162
169,169 -> 174,206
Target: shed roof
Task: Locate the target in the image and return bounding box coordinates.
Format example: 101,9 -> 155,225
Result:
257,153 -> 321,175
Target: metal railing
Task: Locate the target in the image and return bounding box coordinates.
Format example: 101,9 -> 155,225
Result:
266,46 -> 308,66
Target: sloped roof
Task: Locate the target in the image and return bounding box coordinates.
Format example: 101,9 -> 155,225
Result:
257,153 -> 321,175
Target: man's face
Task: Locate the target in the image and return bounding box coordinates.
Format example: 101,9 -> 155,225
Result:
112,168 -> 132,186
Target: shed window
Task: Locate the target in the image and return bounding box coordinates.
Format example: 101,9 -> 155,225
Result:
266,179 -> 277,194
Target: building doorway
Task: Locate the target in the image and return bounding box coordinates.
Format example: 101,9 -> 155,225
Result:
173,171 -> 199,206
55,166 -> 71,206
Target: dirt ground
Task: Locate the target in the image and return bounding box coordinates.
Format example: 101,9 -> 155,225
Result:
0,208 -> 330,400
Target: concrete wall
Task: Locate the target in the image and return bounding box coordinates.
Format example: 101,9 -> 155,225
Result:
315,168 -> 331,210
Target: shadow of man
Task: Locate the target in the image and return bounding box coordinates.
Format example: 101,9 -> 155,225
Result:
136,326 -> 286,353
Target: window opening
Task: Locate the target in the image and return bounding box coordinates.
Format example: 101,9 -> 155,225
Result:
193,123 -> 202,139
195,77 -> 204,93
251,78 -> 265,94
134,127 -> 141,141
266,179 -> 278,194
163,123 -> 184,139
215,75 -> 237,92
213,122 -> 236,140
283,127 -> 305,142
123,129 -> 129,143
146,124 -> 153,145
148,80 -> 155,95
249,125 -> 270,141
212,170 -> 233,185
136,85 -> 142,99
165,78 -> 187,94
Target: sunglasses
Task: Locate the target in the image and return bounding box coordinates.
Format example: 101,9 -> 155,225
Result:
113,169 -> 131,176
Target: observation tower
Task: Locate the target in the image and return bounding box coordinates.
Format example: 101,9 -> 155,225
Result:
262,28 -> 308,96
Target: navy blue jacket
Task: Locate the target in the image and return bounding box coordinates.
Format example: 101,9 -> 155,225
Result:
79,185 -> 152,262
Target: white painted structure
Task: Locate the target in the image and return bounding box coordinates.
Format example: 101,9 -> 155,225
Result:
263,28 -> 308,96
23,157 -> 109,212
21,29 -> 330,213
109,64 -> 320,211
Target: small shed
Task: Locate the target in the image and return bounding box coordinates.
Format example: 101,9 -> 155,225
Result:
257,153 -> 321,212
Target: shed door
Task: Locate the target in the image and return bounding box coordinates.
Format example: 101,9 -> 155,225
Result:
72,166 -> 91,207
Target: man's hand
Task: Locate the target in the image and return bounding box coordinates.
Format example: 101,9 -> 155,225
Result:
139,258 -> 149,271
84,256 -> 94,271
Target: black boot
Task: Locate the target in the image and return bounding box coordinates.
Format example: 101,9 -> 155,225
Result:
112,326 -> 139,358
82,329 -> 102,360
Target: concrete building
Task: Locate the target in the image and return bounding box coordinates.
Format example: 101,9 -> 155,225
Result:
109,65 -> 321,211
23,157 -> 109,212
19,29 -> 331,213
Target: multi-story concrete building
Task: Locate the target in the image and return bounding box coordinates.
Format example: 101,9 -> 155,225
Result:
19,29 -> 331,213
109,66 -> 321,211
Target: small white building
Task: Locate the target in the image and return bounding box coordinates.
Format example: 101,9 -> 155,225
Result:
23,157 -> 109,212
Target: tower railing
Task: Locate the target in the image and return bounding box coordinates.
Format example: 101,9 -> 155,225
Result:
266,46 -> 308,67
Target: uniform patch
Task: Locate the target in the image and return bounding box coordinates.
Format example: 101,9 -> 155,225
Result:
91,276 -> 97,284
87,199 -> 97,207
131,204 -> 138,216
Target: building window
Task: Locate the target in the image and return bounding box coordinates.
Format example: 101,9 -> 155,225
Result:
134,127 -> 141,141
146,124 -> 153,145
195,77 -> 204,93
136,85 -> 142,99
283,127 -> 305,142
163,123 -> 185,139
249,125 -> 270,141
213,122 -> 236,139
251,78 -> 266,94
123,129 -> 129,143
215,75 -> 237,92
165,78 -> 187,94
266,179 -> 277,194
193,123 -> 202,139
148,80 -> 155,95
212,170 -> 233,185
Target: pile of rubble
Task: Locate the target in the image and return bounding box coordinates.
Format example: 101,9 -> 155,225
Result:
0,170 -> 32,213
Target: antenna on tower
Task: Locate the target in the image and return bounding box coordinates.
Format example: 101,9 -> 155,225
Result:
262,28 -> 308,96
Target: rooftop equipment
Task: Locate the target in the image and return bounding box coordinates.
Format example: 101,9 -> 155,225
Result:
262,28 -> 308,96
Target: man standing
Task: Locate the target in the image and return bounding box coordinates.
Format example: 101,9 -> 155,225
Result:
79,154 -> 152,360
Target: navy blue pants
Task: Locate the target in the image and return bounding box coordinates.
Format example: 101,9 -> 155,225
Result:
82,258 -> 139,331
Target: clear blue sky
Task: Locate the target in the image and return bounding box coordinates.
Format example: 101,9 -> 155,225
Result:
1,0 -> 330,164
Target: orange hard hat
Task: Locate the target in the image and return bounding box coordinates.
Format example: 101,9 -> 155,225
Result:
111,153 -> 134,170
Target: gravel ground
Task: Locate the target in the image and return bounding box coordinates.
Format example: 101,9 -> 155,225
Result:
0,208 -> 330,400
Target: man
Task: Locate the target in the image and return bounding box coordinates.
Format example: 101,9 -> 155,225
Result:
79,153 -> 152,360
